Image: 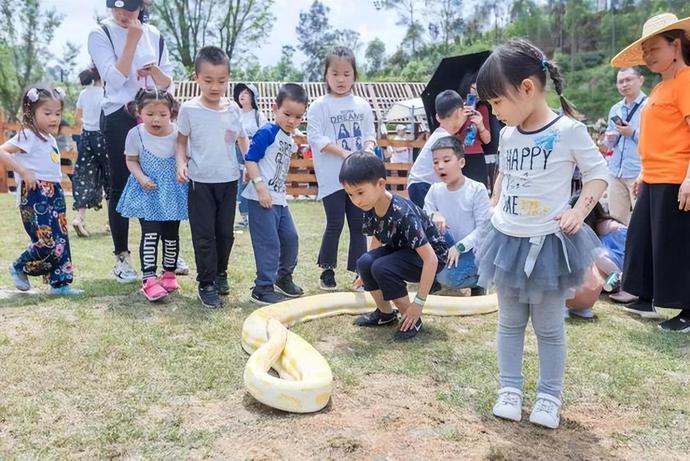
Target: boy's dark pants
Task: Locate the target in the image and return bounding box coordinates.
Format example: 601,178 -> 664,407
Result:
247,200 -> 298,288
188,180 -> 237,287
357,246 -> 439,301
318,189 -> 366,272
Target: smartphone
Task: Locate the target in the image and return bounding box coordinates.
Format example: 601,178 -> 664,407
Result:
611,115 -> 625,126
466,93 -> 478,110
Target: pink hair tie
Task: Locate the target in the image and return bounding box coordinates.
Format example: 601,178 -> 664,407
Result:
53,88 -> 65,100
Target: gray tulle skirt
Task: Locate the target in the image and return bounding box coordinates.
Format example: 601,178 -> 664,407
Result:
475,223 -> 601,304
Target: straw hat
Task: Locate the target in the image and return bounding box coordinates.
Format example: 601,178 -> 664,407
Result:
611,13 -> 690,67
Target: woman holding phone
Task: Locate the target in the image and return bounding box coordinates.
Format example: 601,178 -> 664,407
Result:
88,0 -> 173,282
458,75 -> 492,186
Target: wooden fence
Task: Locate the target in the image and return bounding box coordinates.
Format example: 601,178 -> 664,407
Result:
174,81 -> 428,128
0,118 -> 419,197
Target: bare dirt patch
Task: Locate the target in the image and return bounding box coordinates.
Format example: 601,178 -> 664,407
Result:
176,373 -> 675,460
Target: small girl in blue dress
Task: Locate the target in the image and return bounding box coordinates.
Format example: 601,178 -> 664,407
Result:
117,89 -> 188,301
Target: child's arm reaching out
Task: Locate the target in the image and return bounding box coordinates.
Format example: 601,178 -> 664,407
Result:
400,243 -> 438,332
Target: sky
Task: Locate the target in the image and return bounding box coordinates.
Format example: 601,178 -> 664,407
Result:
46,0 -> 407,71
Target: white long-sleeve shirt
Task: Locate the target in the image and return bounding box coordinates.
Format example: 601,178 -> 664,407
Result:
423,178 -> 491,252
307,93 -> 376,199
493,115 -> 609,237
87,18 -> 173,116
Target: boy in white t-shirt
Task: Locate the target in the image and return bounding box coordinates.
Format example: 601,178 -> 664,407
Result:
424,136 -> 491,295
176,46 -> 250,309
243,84 -> 309,305
408,90 -> 468,208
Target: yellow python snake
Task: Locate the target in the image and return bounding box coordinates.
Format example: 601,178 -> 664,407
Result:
241,291 -> 498,413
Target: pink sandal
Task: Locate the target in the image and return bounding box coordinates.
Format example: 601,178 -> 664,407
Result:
160,271 -> 179,293
141,277 -> 168,301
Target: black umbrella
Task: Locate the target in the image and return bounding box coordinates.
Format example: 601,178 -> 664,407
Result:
422,50 -> 491,131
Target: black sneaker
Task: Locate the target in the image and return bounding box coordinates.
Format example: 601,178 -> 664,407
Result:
215,273 -> 230,296
430,279 -> 442,294
198,284 -> 223,309
471,286 -> 487,296
275,274 -> 304,298
353,309 -> 398,327
658,313 -> 690,333
394,318 -> 423,341
622,299 -> 663,319
251,286 -> 288,305
320,269 -> 337,291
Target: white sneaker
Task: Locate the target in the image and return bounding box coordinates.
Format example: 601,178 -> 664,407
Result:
492,387 -> 523,422
113,253 -> 138,283
175,255 -> 190,275
529,393 -> 561,429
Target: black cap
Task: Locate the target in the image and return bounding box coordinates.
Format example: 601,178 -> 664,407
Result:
106,0 -> 142,11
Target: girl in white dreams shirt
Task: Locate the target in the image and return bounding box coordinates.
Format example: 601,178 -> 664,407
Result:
307,47 -> 376,291
474,39 -> 608,429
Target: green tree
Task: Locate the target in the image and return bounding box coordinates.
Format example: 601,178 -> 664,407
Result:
296,1 -> 359,81
382,0 -> 426,55
425,0 -> 464,54
152,0 -> 218,72
152,0 -> 275,72
296,0 -> 332,80
506,0 -> 550,50
365,38 -> 386,75
0,0 -> 62,120
268,45 -> 304,81
48,41 -> 79,83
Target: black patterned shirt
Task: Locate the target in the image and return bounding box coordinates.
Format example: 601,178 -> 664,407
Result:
363,195 -> 448,266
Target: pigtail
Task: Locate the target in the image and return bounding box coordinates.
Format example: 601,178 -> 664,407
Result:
543,60 -> 581,120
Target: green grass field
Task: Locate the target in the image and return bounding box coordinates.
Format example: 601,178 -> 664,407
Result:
0,194 -> 688,459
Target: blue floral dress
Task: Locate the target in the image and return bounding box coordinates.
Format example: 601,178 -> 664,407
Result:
117,126 -> 188,221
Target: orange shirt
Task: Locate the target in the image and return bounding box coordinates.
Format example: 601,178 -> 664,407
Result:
638,67 -> 690,184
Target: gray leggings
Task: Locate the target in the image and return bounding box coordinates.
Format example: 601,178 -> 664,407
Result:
496,288 -> 567,399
